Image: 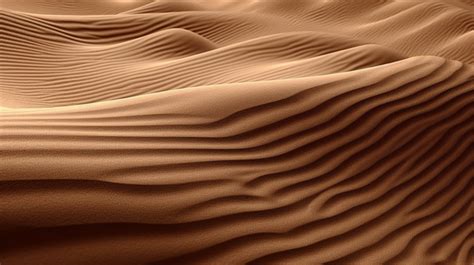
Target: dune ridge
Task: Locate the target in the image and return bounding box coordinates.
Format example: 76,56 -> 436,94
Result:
0,0 -> 473,265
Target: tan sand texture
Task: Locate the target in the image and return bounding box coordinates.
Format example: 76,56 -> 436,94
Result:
0,0 -> 473,264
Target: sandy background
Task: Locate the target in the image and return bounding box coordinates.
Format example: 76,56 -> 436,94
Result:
0,0 -> 473,264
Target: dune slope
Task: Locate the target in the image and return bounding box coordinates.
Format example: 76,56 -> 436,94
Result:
0,0 -> 473,265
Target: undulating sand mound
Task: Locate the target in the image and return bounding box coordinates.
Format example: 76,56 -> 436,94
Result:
1,0 -> 473,265
0,0 -> 154,15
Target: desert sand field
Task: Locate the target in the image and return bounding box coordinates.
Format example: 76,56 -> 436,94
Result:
0,0 -> 473,264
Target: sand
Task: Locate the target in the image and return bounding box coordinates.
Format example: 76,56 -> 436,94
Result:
0,0 -> 473,264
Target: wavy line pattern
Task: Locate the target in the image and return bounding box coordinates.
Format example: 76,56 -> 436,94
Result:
0,0 -> 473,265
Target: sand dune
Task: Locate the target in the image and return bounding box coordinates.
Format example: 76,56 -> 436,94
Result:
0,0 -> 473,265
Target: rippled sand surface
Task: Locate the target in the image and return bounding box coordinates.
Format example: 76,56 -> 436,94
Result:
1,0 -> 473,264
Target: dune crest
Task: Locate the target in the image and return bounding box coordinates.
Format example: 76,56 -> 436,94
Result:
1,0 -> 473,265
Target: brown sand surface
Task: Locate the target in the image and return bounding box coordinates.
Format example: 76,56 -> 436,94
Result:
0,0 -> 473,264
